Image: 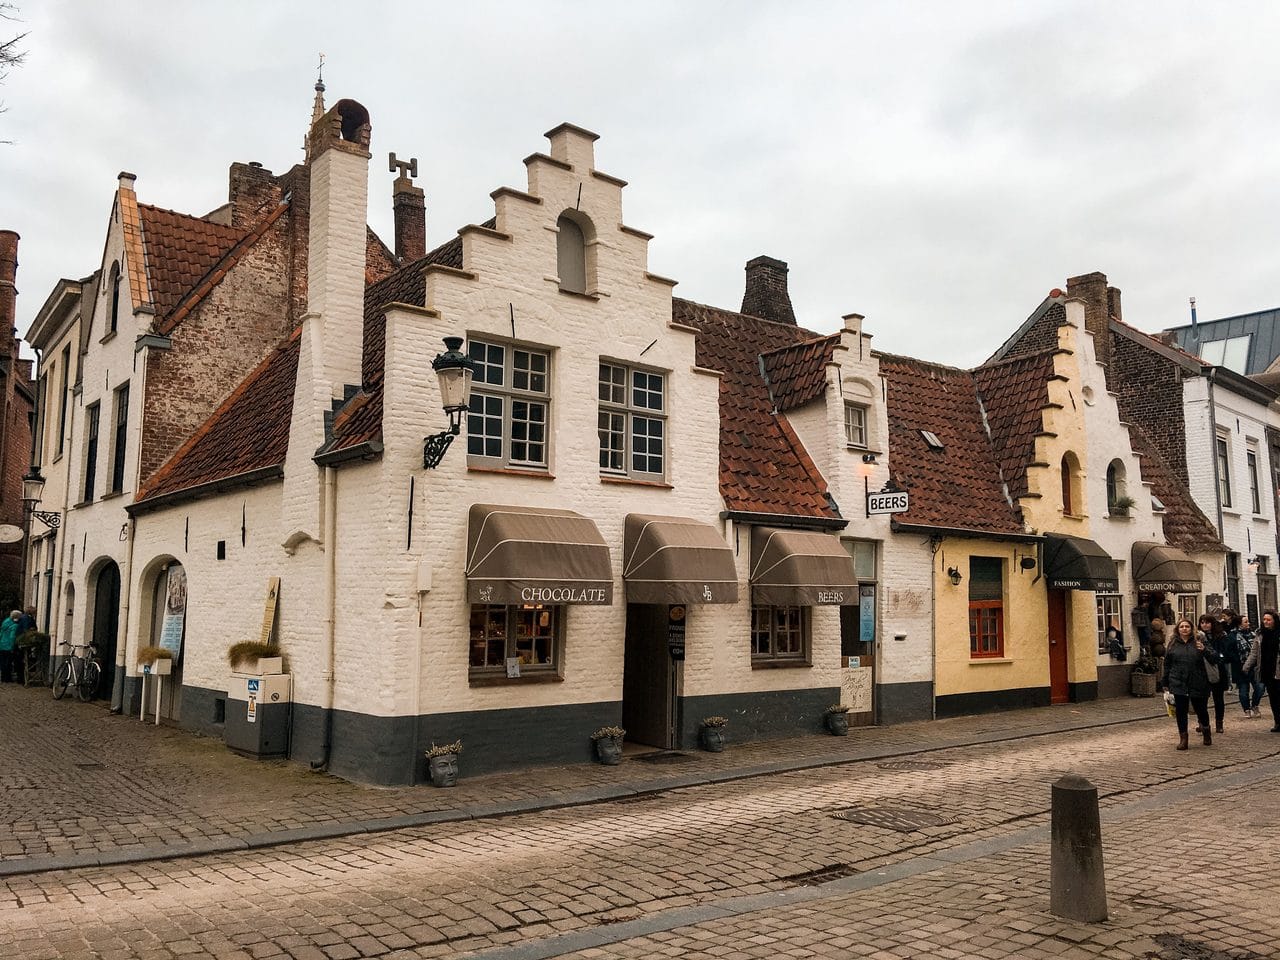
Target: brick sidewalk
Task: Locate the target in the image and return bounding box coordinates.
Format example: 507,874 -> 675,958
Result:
0,682 -> 1174,874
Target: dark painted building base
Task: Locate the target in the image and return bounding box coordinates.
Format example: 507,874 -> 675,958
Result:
877,681 -> 934,724
936,685 -> 1051,718
1096,663 -> 1131,699
676,686 -> 839,751
1068,681 -> 1099,703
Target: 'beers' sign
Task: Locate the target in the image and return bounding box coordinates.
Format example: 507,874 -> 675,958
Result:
867,490 -> 909,515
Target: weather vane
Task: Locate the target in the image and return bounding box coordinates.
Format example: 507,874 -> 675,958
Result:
316,52 -> 325,90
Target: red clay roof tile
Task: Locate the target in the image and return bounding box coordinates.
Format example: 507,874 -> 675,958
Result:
138,204 -> 247,322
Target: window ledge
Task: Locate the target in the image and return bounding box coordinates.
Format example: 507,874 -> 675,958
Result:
52,452 -> 64,465
969,657 -> 1014,665
751,659 -> 813,670
557,287 -> 600,302
72,499 -> 92,509
600,475 -> 673,489
1221,509 -> 1242,519
469,672 -> 564,687
1061,511 -> 1086,520
467,465 -> 555,480
99,330 -> 119,345
98,490 -> 126,502
1106,512 -> 1134,521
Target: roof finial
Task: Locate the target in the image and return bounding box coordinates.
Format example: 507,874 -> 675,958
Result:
305,53 -> 327,160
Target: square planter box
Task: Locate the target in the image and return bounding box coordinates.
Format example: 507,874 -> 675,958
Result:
241,656 -> 284,675
142,658 -> 173,676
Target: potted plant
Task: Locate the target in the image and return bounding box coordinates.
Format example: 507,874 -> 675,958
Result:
699,716 -> 729,753
1130,655 -> 1159,697
1109,495 -> 1137,518
227,641 -> 284,675
591,725 -> 626,765
137,645 -> 174,675
425,740 -> 462,787
824,704 -> 851,736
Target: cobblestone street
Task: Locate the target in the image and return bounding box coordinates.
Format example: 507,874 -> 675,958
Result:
1,685 -> 1278,958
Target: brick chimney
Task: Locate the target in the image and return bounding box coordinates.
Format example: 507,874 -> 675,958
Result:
1066,271 -> 1115,374
228,161 -> 282,229
0,231 -> 17,347
392,169 -> 425,262
307,98 -> 371,396
741,255 -> 796,325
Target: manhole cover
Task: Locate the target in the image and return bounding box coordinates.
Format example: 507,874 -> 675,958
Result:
74,762 -> 106,771
1151,933 -> 1269,960
831,804 -> 958,832
633,751 -> 694,764
779,862 -> 859,886
877,758 -> 948,771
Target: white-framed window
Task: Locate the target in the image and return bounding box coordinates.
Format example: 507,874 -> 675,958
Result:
1247,445 -> 1262,514
750,605 -> 809,662
1177,594 -> 1199,624
844,403 -> 868,448
1216,433 -> 1232,508
599,361 -> 666,480
1096,594 -> 1124,655
466,339 -> 551,470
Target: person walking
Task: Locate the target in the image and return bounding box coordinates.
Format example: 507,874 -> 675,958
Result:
0,610 -> 21,684
1235,615 -> 1264,718
1244,609 -> 1280,732
1164,618 -> 1215,749
1198,614 -> 1231,734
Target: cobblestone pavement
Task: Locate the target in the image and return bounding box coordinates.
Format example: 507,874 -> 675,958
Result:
0,682 -> 1170,870
0,687 -> 1277,959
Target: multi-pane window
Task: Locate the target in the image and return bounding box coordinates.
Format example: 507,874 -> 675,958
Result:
1216,435 -> 1232,508
1096,594 -> 1124,655
1177,594 -> 1199,624
1258,556 -> 1277,613
466,340 -> 550,469
468,604 -> 561,674
57,345 -> 70,457
82,402 -> 100,503
599,362 -> 665,480
844,403 -> 868,448
1247,448 -> 1261,514
1227,552 -> 1241,613
750,605 -> 807,661
968,556 -> 1004,658
110,382 -> 129,494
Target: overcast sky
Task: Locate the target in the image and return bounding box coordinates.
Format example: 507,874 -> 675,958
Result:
4,2 -> 1278,366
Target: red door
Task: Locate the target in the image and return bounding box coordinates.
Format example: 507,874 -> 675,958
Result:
1048,589 -> 1070,704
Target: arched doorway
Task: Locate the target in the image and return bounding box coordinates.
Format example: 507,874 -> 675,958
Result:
91,562 -> 121,700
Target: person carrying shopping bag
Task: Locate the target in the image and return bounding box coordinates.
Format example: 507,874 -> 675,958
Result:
1163,618 -> 1216,750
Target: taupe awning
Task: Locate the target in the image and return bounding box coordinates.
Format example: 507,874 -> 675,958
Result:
749,526 -> 858,606
1043,535 -> 1120,592
623,514 -> 739,604
466,504 -> 613,605
1132,541 -> 1202,594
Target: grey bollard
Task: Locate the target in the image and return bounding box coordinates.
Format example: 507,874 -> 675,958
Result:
1049,773 -> 1108,922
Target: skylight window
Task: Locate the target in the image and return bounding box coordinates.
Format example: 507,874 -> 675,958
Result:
1199,335 -> 1251,373
920,430 -> 944,450
1151,495 -> 1166,513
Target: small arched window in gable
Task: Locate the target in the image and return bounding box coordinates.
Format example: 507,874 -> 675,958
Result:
108,262 -> 122,335
1106,459 -> 1127,514
556,211 -> 593,295
1060,451 -> 1083,516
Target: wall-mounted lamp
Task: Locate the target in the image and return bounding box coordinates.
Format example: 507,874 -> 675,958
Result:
861,452 -> 878,464
21,466 -> 61,530
946,566 -> 963,586
423,336 -> 475,469
1020,556 -> 1037,570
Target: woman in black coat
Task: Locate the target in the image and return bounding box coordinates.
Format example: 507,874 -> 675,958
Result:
1198,614 -> 1232,734
1247,609 -> 1280,732
1164,618 -> 1216,749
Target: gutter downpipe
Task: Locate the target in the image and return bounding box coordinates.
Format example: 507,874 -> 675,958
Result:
312,464 -> 338,771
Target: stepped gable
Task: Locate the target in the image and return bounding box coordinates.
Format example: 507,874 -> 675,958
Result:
676,298 -> 839,521
972,350 -> 1057,503
879,353 -> 1024,535
138,204 -> 248,321
134,330 -> 300,505
1127,425 -> 1226,554
760,334 -> 838,412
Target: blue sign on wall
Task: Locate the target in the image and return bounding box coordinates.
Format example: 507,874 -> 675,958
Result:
859,584 -> 876,643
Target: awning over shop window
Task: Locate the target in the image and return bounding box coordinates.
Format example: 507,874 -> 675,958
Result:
623,514 -> 739,604
1132,541 -> 1202,594
1043,535 -> 1120,592
749,526 -> 858,606
466,504 -> 613,605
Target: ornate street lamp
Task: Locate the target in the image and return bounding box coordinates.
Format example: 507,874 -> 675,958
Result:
21,465 -> 61,530
423,336 -> 475,469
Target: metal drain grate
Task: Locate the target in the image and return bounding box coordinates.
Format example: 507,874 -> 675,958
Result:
633,751 -> 694,764
830,803 -> 958,832
877,758 -> 949,771
74,762 -> 106,771
779,862 -> 859,886
1150,933 -> 1269,960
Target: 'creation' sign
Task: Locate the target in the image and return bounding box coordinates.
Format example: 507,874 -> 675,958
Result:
867,490 -> 910,515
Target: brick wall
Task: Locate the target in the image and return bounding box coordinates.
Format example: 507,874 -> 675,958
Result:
1109,332 -> 1188,486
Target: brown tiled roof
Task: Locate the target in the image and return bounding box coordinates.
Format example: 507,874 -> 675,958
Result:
138,204 -> 247,321
134,330 -> 299,504
879,354 -> 1024,535
676,298 -> 839,521
1127,425 -> 1225,554
760,334 -> 838,412
972,351 -> 1057,503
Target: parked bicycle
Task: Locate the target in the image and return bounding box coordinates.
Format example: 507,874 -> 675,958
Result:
52,641 -> 101,702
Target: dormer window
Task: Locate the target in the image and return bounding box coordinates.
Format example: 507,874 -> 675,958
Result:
844,403 -> 867,448
556,211 -> 594,295
920,430 -> 944,451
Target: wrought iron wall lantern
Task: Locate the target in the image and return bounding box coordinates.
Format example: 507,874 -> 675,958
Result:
946,566 -> 963,587
423,336 -> 475,469
21,466 -> 61,530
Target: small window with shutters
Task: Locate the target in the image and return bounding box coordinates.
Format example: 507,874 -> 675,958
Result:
968,556 -> 1004,658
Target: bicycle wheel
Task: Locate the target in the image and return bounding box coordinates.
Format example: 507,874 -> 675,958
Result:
52,661 -> 72,700
77,661 -> 101,702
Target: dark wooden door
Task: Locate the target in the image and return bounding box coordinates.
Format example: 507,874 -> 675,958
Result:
622,605 -> 674,748
1048,589 -> 1070,704
92,562 -> 121,700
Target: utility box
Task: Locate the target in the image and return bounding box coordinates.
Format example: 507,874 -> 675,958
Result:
225,672 -> 291,758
